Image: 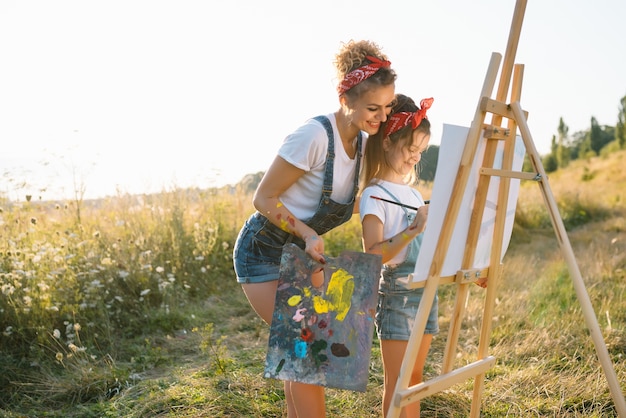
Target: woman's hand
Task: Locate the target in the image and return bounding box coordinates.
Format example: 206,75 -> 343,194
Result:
304,234 -> 326,265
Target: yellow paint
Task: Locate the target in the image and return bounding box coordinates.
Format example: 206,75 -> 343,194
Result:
312,268 -> 354,321
328,269 -> 354,321
303,287 -> 311,297
279,219 -> 291,233
276,202 -> 283,208
287,295 -> 302,306
402,233 -> 410,240
313,296 -> 330,314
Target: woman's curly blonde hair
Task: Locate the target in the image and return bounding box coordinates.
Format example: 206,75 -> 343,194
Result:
334,40 -> 396,99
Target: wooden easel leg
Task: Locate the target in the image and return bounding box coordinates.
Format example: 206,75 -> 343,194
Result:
471,61 -> 526,418
511,101 -> 626,417
441,52 -> 502,374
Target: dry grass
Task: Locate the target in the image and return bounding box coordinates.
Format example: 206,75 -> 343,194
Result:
1,151 -> 626,417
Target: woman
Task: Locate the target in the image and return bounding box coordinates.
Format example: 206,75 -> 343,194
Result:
233,40 -> 397,417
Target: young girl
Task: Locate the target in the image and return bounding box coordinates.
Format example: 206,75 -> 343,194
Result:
233,40 -> 397,418
359,94 -> 436,417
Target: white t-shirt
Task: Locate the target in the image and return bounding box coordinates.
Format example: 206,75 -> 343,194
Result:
359,180 -> 426,265
278,113 -> 367,220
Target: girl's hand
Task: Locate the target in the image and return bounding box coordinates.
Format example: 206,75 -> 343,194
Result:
409,204 -> 429,235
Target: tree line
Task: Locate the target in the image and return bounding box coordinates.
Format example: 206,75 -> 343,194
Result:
540,94 -> 626,172
419,93 -> 626,180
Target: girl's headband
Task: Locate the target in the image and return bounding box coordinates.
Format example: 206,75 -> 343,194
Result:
383,97 -> 434,137
337,55 -> 391,95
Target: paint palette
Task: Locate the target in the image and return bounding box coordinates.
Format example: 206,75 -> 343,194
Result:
264,243 -> 382,392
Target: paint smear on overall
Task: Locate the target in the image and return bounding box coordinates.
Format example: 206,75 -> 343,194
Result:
264,243 -> 381,392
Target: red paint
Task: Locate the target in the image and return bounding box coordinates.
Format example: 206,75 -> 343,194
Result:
301,327 -> 314,342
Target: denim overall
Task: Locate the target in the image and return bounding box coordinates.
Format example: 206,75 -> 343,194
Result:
234,115 -> 362,284
374,185 -> 439,340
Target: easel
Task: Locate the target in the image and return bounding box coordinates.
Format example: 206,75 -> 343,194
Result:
387,1 -> 626,417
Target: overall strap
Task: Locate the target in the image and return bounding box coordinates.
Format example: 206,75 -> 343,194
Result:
312,115 -> 362,202
312,115 -> 336,203
353,132 -> 363,196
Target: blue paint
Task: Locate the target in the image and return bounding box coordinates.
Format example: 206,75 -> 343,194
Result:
294,339 -> 308,358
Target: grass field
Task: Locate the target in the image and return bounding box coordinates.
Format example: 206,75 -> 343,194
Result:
1,150 -> 625,417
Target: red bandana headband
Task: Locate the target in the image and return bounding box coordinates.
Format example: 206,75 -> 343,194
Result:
383,97 -> 434,137
337,55 -> 391,95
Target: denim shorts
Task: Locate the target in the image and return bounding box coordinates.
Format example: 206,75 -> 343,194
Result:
233,213 -> 304,284
375,275 -> 439,340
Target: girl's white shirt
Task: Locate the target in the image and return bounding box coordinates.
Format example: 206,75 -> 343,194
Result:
359,180 -> 426,266
278,113 -> 367,220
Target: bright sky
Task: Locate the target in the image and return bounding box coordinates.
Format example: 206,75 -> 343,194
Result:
1,0 -> 625,201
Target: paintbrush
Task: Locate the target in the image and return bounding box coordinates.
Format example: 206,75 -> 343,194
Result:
370,195 -> 430,210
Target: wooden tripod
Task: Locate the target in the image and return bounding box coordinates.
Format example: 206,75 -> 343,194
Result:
387,1 -> 626,416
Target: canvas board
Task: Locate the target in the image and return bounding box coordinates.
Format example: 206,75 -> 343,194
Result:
265,243 -> 381,392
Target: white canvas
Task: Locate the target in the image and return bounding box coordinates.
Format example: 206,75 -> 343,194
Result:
411,124 -> 526,282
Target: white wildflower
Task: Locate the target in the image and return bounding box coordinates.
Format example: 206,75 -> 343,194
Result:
53,329 -> 61,339
1,284 -> 15,296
